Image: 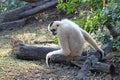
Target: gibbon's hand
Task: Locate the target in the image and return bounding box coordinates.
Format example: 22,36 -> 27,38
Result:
46,53 -> 51,67
46,50 -> 63,67
46,52 -> 53,67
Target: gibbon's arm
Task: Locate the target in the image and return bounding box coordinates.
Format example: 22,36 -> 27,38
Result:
80,29 -> 104,53
46,49 -> 63,67
58,31 -> 71,56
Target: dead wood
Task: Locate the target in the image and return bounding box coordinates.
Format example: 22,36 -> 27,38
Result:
0,0 -> 57,23
0,0 -> 57,30
19,0 -> 57,18
71,61 -> 115,74
105,22 -> 118,39
76,55 -> 98,80
0,17 -> 37,31
9,43 -> 115,76
75,54 -> 115,80
22,0 -> 40,3
0,19 -> 25,30
9,38 -> 115,76
34,40 -> 54,44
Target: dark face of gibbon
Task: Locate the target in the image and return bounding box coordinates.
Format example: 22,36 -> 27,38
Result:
48,21 -> 60,35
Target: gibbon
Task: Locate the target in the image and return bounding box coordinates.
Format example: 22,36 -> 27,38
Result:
46,19 -> 104,67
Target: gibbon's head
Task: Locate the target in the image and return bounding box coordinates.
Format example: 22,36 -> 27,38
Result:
48,21 -> 61,35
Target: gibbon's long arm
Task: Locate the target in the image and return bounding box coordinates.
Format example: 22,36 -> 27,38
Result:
46,49 -> 63,67
80,29 -> 103,53
58,30 -> 71,56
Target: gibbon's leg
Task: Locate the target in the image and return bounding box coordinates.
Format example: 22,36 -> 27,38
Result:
80,29 -> 104,54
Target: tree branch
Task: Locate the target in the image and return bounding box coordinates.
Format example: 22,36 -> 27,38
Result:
105,22 -> 118,39
0,0 -> 57,23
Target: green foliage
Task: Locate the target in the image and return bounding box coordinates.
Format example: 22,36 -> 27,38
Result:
100,2 -> 120,25
57,0 -> 81,14
112,30 -> 120,51
97,31 -> 111,44
57,0 -> 104,32
57,0 -> 103,14
53,36 -> 58,44
57,0 -> 120,43
0,0 -> 26,13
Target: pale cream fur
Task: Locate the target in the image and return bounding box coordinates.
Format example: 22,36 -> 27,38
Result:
46,19 -> 104,67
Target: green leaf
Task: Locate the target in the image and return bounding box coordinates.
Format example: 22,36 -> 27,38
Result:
111,3 -> 118,11
82,0 -> 86,3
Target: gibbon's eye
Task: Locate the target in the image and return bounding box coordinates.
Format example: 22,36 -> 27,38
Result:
56,24 -> 59,27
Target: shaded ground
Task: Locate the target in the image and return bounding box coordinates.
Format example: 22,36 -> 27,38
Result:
0,8 -> 120,80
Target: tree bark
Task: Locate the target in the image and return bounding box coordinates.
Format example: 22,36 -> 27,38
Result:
0,0 -> 57,23
9,40 -> 115,75
75,54 -> 115,80
15,46 -> 59,60
34,40 -> 54,44
0,17 -> 37,31
22,0 -> 40,3
105,22 -> 118,39
0,0 -> 57,30
76,55 -> 98,80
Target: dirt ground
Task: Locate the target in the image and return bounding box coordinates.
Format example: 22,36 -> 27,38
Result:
0,7 -> 120,80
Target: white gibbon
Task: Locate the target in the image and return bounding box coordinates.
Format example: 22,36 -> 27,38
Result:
46,19 -> 104,67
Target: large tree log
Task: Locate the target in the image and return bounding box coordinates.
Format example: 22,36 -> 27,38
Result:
0,19 -> 25,30
22,0 -> 40,3
0,0 -> 58,30
16,46 -> 59,60
0,17 -> 35,31
10,43 -> 115,75
0,0 -> 57,23
9,39 -> 115,75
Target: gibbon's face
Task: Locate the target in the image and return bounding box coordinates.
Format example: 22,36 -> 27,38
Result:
48,21 -> 60,35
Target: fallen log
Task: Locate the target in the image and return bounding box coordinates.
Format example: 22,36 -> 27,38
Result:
0,17 -> 37,31
75,54 -> 115,80
22,0 -> 40,3
9,44 -> 115,75
0,0 -> 57,24
76,55 -> 98,80
0,19 -> 25,30
71,61 -> 115,74
9,38 -> 59,60
34,40 -> 54,44
9,39 -> 115,75
16,46 -> 59,60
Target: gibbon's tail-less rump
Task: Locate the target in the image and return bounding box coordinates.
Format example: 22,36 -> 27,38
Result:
46,19 -> 104,67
